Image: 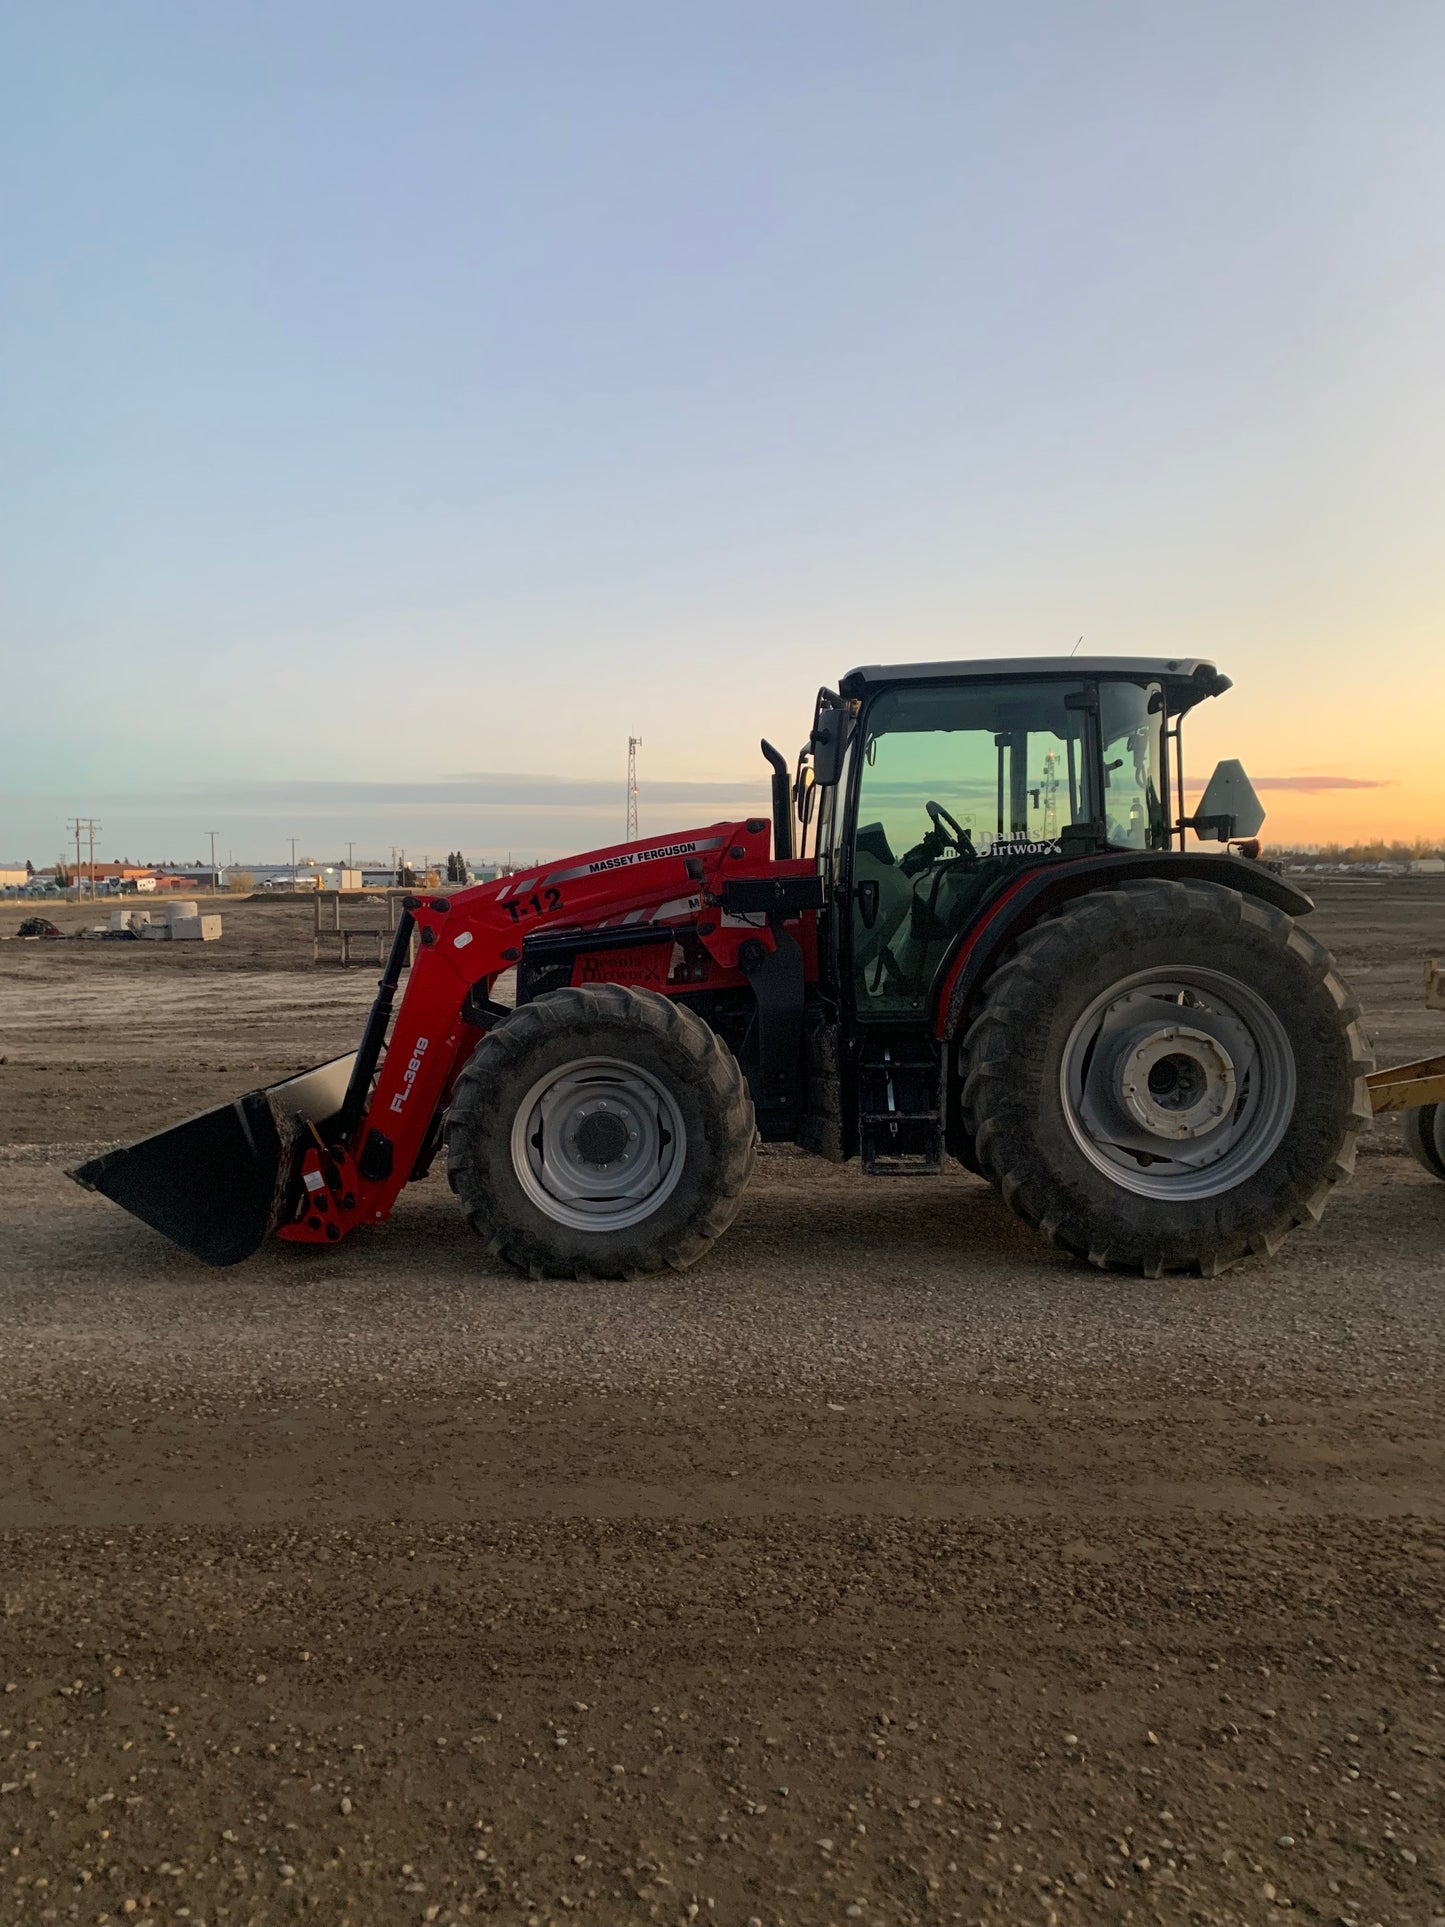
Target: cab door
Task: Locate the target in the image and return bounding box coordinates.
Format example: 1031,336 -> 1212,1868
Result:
812,729 -> 855,999
846,680 -> 1093,1019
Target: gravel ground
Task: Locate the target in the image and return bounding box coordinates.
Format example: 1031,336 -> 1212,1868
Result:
2,881 -> 1443,1927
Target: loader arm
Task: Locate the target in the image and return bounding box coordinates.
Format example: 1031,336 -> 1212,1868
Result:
277,817 -> 817,1251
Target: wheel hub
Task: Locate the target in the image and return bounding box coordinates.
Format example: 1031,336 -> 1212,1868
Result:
572,1106 -> 632,1167
1117,1024 -> 1236,1139
510,1056 -> 686,1232
1060,968 -> 1296,1201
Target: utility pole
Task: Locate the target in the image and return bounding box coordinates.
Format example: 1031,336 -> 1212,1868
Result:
346,840 -> 354,873
206,830 -> 218,893
68,817 -> 100,897
626,735 -> 642,840
289,835 -> 297,886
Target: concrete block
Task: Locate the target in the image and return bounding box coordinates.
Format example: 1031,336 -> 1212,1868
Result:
163,899 -> 199,923
140,921 -> 171,940
169,914 -> 222,942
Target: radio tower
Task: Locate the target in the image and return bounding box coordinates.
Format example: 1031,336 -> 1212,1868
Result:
626,735 -> 642,840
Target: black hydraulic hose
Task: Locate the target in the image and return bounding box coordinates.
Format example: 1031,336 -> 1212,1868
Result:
760,739 -> 794,860
337,908 -> 415,1139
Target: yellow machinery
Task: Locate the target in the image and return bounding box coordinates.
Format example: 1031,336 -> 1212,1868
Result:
1368,961 -> 1445,1179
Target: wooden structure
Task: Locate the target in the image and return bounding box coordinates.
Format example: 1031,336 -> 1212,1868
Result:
312,890 -> 410,965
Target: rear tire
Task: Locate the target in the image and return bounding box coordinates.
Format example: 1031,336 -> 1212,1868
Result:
1403,1103 -> 1445,1181
960,880 -> 1372,1275
445,984 -> 756,1278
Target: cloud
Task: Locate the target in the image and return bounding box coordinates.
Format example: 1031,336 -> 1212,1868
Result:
1248,775 -> 1393,793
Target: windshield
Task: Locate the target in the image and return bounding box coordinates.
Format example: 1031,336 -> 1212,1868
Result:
854,678 -> 1167,856
848,677 -> 1167,1015
855,680 -> 1093,858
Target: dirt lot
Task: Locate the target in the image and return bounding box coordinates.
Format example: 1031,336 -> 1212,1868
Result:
2,883 -> 1443,1927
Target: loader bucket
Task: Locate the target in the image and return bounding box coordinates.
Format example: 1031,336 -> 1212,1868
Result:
69,1055 -> 357,1267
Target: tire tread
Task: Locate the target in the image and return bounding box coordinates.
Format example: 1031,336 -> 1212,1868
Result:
444,985 -> 755,1278
959,880 -> 1371,1276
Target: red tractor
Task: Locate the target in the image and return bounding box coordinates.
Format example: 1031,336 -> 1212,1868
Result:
75,656 -> 1371,1278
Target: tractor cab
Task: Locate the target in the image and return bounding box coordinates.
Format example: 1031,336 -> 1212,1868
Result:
792,657 -> 1247,1023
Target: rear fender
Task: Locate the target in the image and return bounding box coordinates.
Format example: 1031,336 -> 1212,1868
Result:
933,852 -> 1313,1041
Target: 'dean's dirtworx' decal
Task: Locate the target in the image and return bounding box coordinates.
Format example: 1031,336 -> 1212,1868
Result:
978,832 -> 1062,858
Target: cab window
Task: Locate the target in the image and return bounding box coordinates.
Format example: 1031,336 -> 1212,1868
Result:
1099,681 -> 1167,848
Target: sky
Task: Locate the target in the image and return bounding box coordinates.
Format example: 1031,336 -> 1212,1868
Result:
3,0 -> 1443,863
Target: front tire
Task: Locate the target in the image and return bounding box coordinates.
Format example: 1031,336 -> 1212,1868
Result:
445,984 -> 756,1278
960,880 -> 1372,1275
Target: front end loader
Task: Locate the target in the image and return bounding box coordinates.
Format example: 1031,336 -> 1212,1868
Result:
73,655 -> 1373,1278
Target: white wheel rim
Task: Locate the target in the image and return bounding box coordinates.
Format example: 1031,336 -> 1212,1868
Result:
509,1055 -> 687,1232
1060,967 -> 1296,1200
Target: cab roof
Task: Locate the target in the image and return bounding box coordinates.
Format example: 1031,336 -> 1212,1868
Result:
838,656 -> 1230,715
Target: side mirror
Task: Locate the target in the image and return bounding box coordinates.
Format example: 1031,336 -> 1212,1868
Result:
1188,758 -> 1265,842
809,690 -> 847,786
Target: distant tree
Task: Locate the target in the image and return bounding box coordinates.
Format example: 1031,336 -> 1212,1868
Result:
227,871 -> 255,895
54,860 -> 71,886
445,850 -> 469,883
397,863 -> 415,887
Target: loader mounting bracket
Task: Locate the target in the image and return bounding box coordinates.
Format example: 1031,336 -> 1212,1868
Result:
739,924 -> 806,1122
720,875 -> 826,918
460,985 -> 514,1029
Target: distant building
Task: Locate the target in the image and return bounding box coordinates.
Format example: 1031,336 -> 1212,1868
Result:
86,862 -> 159,884
1411,857 -> 1445,874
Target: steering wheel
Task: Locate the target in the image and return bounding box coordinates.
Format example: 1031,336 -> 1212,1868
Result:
925,799 -> 967,847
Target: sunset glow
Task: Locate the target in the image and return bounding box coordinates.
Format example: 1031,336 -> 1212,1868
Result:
3,5 -> 1443,860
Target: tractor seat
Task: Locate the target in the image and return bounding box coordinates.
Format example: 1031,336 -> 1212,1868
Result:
852,824 -> 915,990
863,853 -> 1010,1003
